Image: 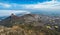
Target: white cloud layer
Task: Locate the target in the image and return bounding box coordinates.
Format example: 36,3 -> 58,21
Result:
24,0 -> 60,10
0,10 -> 31,16
0,3 -> 11,8
0,0 -> 60,10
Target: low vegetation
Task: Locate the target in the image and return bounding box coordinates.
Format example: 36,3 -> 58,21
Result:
0,23 -> 60,35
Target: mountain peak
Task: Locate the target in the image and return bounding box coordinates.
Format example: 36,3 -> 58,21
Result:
11,13 -> 15,16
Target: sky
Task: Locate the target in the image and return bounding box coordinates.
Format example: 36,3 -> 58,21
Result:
0,0 -> 60,16
0,0 -> 52,10
0,0 -> 51,4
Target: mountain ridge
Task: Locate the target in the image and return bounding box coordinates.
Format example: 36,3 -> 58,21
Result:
0,13 -> 60,27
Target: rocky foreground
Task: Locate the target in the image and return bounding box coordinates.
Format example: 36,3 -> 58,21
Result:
0,25 -> 60,35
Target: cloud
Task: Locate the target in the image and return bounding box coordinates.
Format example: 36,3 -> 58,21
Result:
0,0 -> 60,16
23,1 -> 60,10
0,0 -> 60,10
0,10 -> 31,16
0,3 -> 11,8
4,4 -> 11,8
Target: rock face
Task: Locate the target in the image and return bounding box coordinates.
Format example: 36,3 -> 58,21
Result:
0,13 -> 21,27
0,13 -> 60,27
0,14 -> 44,27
